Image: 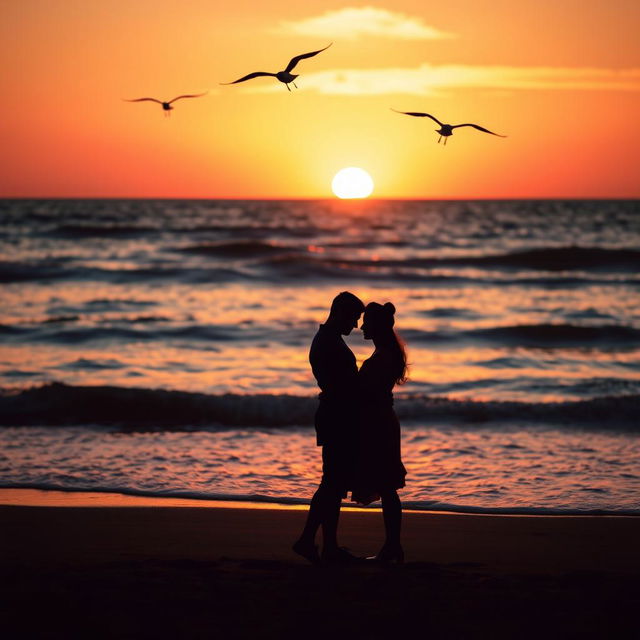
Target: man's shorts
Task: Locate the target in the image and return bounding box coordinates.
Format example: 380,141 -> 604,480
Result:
321,438 -> 356,496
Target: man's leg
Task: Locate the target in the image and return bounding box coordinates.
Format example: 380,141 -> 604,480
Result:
318,484 -> 363,565
293,481 -> 341,564
297,483 -> 327,546
292,491 -> 321,563
294,442 -> 361,564
298,442 -> 337,544
318,481 -> 342,551
380,489 -> 402,549
296,480 -> 342,542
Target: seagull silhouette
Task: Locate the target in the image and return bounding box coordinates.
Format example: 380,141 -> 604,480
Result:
124,93 -> 207,116
221,44 -> 332,91
392,109 -> 506,145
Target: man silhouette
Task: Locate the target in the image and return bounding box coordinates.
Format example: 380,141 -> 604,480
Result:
293,291 -> 365,565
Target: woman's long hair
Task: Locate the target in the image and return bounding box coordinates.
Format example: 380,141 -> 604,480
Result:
365,302 -> 408,385
391,329 -> 408,385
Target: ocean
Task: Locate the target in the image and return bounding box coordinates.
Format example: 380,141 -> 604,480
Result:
1,198 -> 639,514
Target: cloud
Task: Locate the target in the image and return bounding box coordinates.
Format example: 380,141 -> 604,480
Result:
276,7 -> 454,40
244,64 -> 640,95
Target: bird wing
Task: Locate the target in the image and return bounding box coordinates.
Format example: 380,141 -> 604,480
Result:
220,72 -> 276,85
391,109 -> 443,126
452,123 -> 507,137
285,43 -> 332,73
168,92 -> 208,104
124,97 -> 163,104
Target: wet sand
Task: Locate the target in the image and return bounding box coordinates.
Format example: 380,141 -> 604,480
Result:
1,490 -> 638,639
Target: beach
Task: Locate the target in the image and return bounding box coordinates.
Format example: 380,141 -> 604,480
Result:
2,490 -> 638,639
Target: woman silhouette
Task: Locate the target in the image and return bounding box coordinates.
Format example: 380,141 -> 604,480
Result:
352,301 -> 408,564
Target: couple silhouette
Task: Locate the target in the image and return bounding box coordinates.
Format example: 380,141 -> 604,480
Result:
293,292 -> 407,566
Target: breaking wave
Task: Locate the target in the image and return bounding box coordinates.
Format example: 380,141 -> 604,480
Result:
1,383 -> 637,430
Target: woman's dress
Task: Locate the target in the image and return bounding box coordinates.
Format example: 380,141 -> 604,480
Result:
351,350 -> 407,505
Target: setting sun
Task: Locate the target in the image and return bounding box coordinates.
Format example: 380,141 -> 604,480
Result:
331,167 -> 374,199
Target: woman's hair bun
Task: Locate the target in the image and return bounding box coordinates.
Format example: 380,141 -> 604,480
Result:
383,302 -> 396,315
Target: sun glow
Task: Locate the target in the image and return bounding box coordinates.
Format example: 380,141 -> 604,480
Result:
331,167 -> 374,199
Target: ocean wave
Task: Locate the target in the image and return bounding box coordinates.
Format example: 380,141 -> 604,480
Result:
174,224 -> 323,237
0,262 -> 251,284
0,261 -> 71,283
60,358 -> 127,371
39,221 -> 326,240
465,324 -> 640,346
50,224 -> 158,238
2,255 -> 639,287
48,299 -> 157,315
419,308 -> 482,319
401,323 -> 640,348
431,246 -> 640,272
0,323 -> 272,345
256,254 -> 640,286
2,318 -> 638,349
177,241 -> 291,257
404,376 -> 640,398
1,383 -> 637,430
255,246 -> 640,273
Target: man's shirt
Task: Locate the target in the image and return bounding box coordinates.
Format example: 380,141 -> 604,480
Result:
309,324 -> 358,445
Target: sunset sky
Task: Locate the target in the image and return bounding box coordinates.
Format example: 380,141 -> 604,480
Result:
2,0 -> 639,199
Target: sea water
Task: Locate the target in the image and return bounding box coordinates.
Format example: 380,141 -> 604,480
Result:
1,199 -> 638,513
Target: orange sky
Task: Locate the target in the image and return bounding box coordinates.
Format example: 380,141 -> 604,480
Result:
1,0 -> 639,198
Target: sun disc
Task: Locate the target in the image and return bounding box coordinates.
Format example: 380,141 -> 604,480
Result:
332,167 -> 374,199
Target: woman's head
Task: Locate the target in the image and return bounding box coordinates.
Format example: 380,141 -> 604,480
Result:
362,301 -> 407,384
361,302 -> 396,340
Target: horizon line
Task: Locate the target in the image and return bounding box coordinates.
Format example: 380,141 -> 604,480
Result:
1,195 -> 638,202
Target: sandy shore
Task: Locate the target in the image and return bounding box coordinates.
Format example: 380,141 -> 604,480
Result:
1,490 -> 638,639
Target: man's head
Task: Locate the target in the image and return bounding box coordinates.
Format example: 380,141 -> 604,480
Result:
328,291 -> 365,335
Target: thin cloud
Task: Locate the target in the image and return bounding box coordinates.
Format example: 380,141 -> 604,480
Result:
244,64 -> 640,95
276,7 -> 454,40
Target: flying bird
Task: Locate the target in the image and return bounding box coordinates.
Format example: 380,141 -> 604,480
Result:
392,109 -> 506,145
221,44 -> 332,91
124,93 -> 207,116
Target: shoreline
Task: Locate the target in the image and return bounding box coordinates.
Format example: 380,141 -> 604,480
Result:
1,487 -> 638,517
